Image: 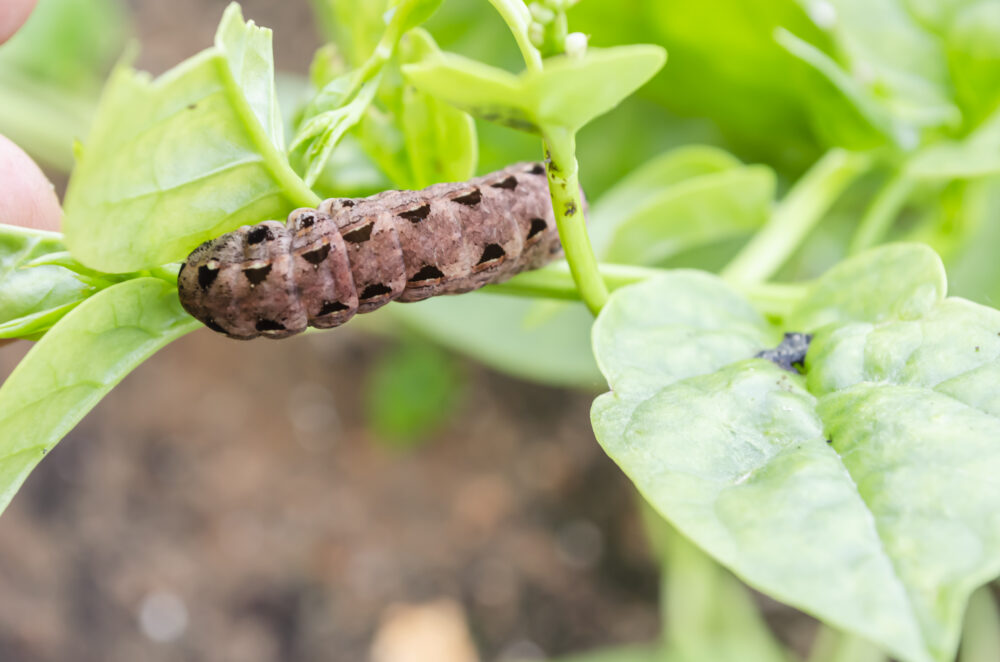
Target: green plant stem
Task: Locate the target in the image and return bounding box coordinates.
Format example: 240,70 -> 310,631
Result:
544,129 -> 609,315
722,149 -> 871,285
485,262 -> 808,320
848,170 -> 915,255
806,627 -> 886,662
959,586 -> 1000,662
486,0 -> 544,72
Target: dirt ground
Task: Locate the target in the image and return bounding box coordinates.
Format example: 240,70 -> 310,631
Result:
0,1 -> 816,660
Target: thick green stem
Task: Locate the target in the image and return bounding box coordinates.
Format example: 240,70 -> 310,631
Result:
807,627 -> 886,662
722,149 -> 871,285
848,170 -> 915,255
543,130 -> 609,315
486,0 -> 544,72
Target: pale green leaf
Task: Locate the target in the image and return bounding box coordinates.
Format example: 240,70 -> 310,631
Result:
603,165 -> 774,265
0,225 -> 117,339
63,3 -> 318,273
592,245 -> 1000,662
0,277 -> 198,515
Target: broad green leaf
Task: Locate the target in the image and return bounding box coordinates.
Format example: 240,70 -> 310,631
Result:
947,1 -> 1000,128
389,293 -> 602,389
788,243 -> 946,331
588,145 -> 744,253
592,245 -> 1000,662
401,51 -> 533,132
603,165 -> 775,265
775,28 -> 895,149
908,111 -> 1000,180
570,0 -> 831,168
804,0 -> 960,130
521,45 -> 666,132
363,341 -> 465,447
309,0 -> 390,66
402,45 -> 666,134
399,29 -> 477,187
0,225 -> 118,339
63,3 -> 318,273
0,277 -> 198,515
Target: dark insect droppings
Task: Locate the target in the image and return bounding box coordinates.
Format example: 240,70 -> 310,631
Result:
256,319 -> 286,332
301,243 -> 331,266
490,176 -> 518,190
360,283 -> 393,299
527,218 -> 547,240
477,243 -> 505,265
451,189 -> 482,206
756,332 -> 813,373
243,263 -> 273,285
343,223 -> 374,243
247,226 -> 272,244
318,300 -> 349,315
198,264 -> 219,290
410,265 -> 445,282
398,203 -> 432,222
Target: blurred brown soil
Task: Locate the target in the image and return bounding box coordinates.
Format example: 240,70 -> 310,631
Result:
0,325 -> 661,661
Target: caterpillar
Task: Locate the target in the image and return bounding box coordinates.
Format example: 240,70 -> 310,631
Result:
178,162 -> 567,340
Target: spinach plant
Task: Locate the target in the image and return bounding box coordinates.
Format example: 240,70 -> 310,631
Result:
1,1 -> 999,661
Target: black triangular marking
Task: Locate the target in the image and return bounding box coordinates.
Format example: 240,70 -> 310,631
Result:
490,176 -> 518,190
399,203 -> 431,222
319,300 -> 350,315
451,188 -> 482,206
247,226 -> 273,244
527,218 -> 547,240
255,318 -> 285,332
198,264 -> 219,290
477,243 -> 505,265
360,283 -> 393,299
527,163 -> 546,175
243,263 -> 273,285
409,265 -> 445,282
343,223 -> 374,243
301,243 -> 331,266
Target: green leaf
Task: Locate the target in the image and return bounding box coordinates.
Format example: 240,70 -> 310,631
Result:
0,277 -> 198,515
522,45 -> 666,132
402,44 -> 666,134
810,0 -> 960,130
592,246 -> 1000,662
388,293 -> 602,389
363,341 -> 465,447
958,587 -> 1000,662
602,164 -> 775,265
399,29 -> 477,187
0,225 -> 117,339
947,1 -> 1000,128
788,243 -> 946,331
63,3 -> 318,273
908,110 -> 1000,180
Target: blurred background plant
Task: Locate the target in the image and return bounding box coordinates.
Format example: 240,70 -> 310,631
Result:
1,0 -> 999,661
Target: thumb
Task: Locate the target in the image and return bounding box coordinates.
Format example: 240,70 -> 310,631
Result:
0,134 -> 62,232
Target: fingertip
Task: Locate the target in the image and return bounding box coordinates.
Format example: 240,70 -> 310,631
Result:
0,134 -> 62,232
0,0 -> 37,44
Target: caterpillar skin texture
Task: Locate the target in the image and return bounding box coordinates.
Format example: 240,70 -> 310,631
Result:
178,162 -> 566,340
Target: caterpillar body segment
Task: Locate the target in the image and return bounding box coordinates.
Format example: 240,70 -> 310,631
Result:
178,162 -> 566,340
